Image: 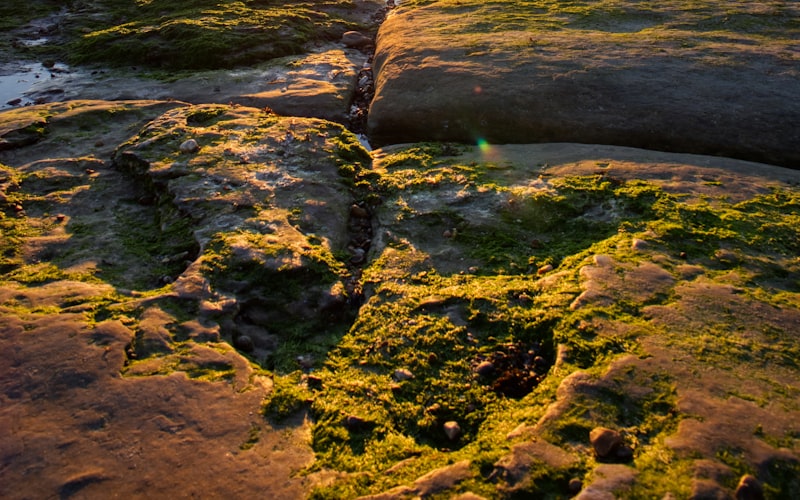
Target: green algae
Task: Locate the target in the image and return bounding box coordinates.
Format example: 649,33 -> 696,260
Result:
4,95 -> 800,496
292,144 -> 800,498
51,0 -> 368,70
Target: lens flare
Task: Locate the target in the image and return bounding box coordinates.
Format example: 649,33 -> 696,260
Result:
477,138 -> 491,153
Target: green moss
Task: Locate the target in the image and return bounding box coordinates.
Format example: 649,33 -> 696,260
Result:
263,371 -> 312,421
240,423 -> 261,451
59,0 -> 367,70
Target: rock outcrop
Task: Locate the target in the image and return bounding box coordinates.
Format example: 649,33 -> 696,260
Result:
367,0 -> 800,167
2,0 -> 800,498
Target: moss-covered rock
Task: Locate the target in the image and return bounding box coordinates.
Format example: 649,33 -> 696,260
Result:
2,83 -> 800,500
3,0 -> 383,70
299,143 -> 800,498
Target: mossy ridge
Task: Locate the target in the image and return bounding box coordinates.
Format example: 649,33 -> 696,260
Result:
62,0 -> 366,70
299,143 -> 800,497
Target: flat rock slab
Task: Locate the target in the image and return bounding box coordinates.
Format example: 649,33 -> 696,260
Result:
368,0 -> 800,167
2,95 -> 800,498
309,142 -> 800,497
0,100 -> 370,499
13,47 -> 366,123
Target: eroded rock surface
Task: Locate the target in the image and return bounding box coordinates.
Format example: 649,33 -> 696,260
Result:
0,101 -> 370,499
3,103 -> 800,499
2,1 -> 800,498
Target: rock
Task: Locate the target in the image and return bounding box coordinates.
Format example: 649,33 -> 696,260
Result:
350,247 -> 366,264
568,478 -> 583,494
475,360 -> 494,376
452,494 -> 487,500
296,354 -> 314,369
443,421 -> 461,441
233,334 -> 254,352
133,306 -> 176,357
537,264 -> 554,275
394,368 -> 414,381
59,471 -> 109,498
735,475 -> 764,500
589,427 -> 624,459
367,1 -> 800,167
345,415 -> 369,430
493,440 -> 579,489
614,444 -> 634,462
350,203 -> 370,218
631,238 -> 648,250
342,31 -> 372,49
179,138 -> 199,153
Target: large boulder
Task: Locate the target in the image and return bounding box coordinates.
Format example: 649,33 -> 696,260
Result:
367,0 -> 800,167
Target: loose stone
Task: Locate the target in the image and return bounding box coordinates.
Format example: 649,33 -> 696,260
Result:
350,203 -> 369,218
344,415 -> 368,430
296,354 -> 314,369
589,427 -> 624,459
233,334 -> 254,352
443,421 -> 461,441
537,264 -> 553,275
394,368 -> 414,381
475,360 -> 494,376
342,31 -> 372,49
349,247 -> 366,264
568,478 -> 582,494
179,138 -> 199,153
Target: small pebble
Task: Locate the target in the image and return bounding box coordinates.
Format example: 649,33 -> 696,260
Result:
344,415 -> 368,430
179,138 -> 199,153
568,478 -> 582,494
537,264 -> 553,275
475,360 -> 494,376
350,203 -> 369,218
589,427 -> 624,459
393,368 -> 414,381
349,247 -> 366,264
234,335 -> 254,352
342,31 -> 372,48
296,354 -> 314,369
443,421 -> 461,441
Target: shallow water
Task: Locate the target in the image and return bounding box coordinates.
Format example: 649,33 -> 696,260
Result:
0,61 -> 70,110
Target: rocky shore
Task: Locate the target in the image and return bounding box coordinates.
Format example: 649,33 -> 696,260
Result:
1,1 -> 799,499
